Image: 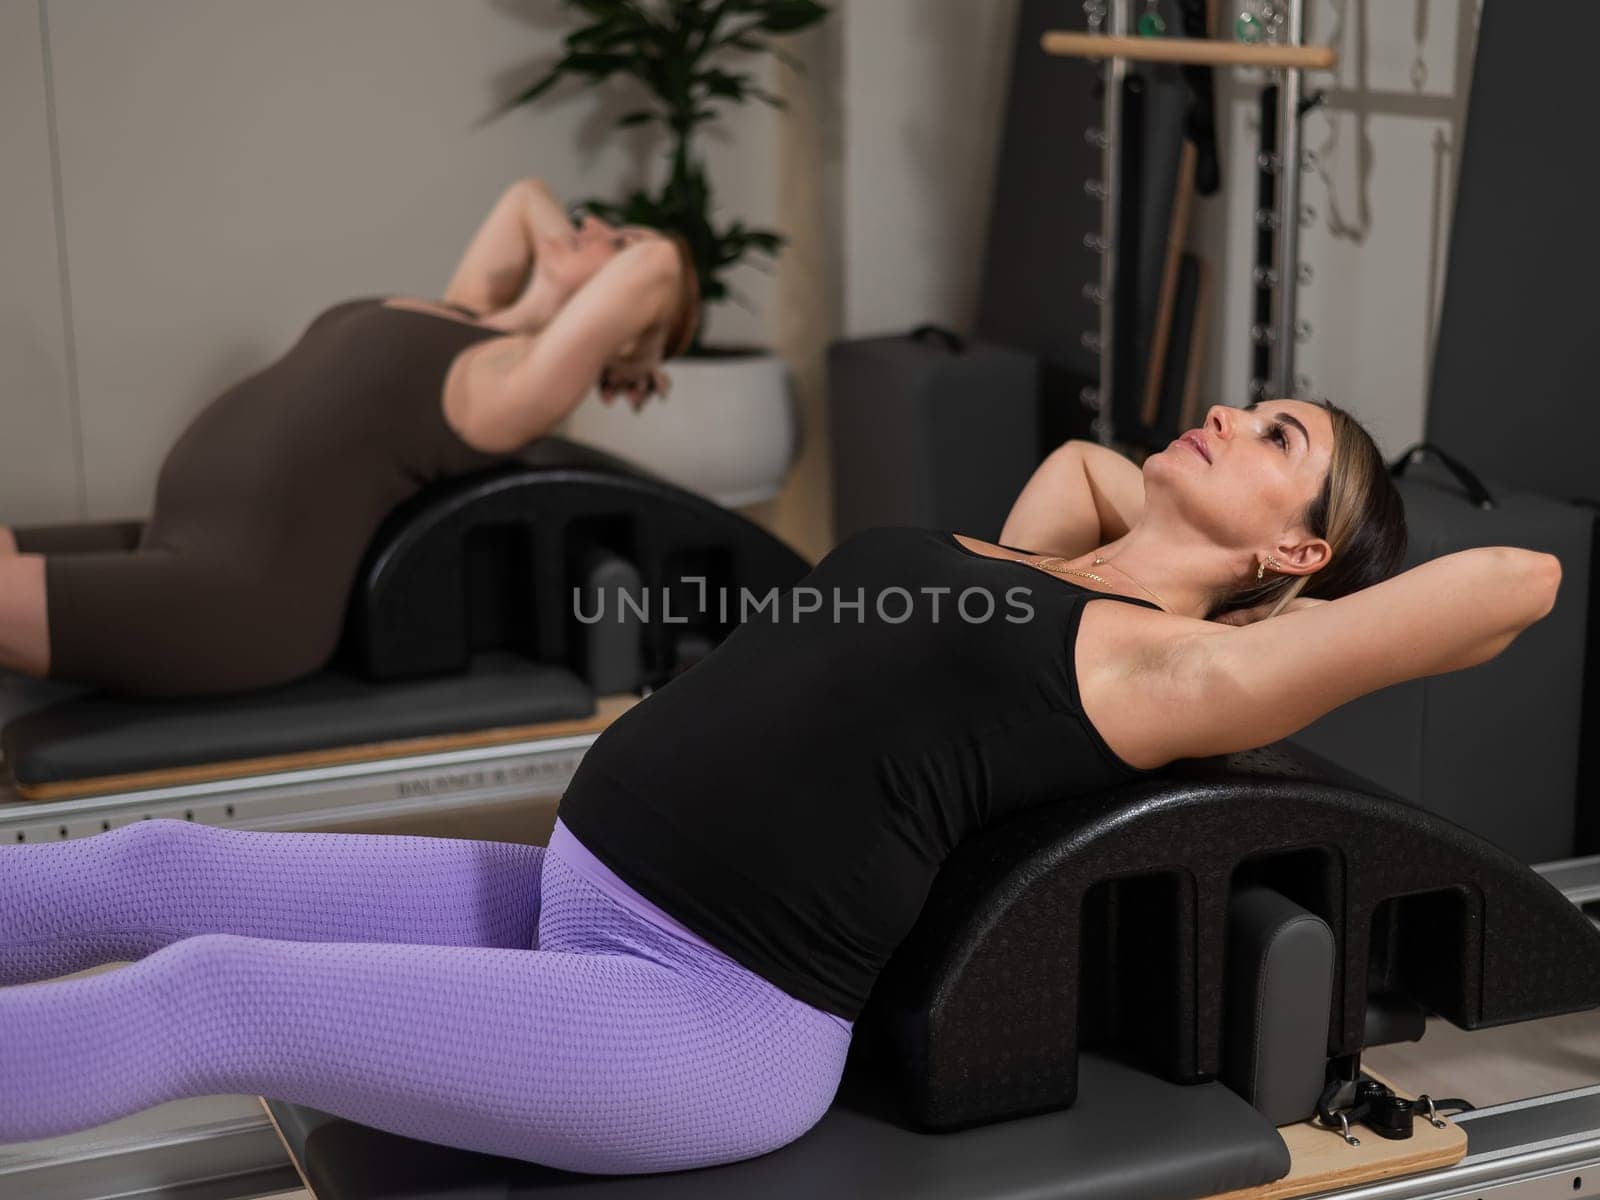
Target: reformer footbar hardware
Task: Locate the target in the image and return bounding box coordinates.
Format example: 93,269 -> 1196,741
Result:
1315,1077 -> 1472,1147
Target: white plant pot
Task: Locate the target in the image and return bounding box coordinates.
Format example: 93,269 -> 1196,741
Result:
555,353 -> 798,507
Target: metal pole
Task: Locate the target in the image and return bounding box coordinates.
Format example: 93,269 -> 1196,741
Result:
1095,0 -> 1127,443
1270,0 -> 1306,398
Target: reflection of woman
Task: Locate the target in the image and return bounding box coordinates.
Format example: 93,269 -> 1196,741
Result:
0,403 -> 1563,1175
0,178 -> 699,697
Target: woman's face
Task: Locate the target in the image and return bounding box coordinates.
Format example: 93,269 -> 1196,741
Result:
541,215 -> 662,293
1148,399 -> 1336,553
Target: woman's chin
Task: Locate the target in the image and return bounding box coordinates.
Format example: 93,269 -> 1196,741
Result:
1144,445 -> 1186,476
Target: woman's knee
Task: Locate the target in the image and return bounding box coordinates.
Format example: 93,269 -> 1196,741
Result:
140,928 -> 238,970
105,818 -> 208,873
0,554 -> 50,676
132,931 -> 258,1084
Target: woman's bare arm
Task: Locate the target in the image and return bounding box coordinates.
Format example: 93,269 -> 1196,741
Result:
455,239 -> 679,452
1148,547 -> 1563,762
1000,440 -> 1145,554
443,179 -> 575,316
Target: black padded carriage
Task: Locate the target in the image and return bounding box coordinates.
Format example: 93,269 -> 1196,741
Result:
263,740 -> 1600,1199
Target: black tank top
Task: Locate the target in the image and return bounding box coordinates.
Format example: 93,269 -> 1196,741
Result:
557,526 -> 1162,1020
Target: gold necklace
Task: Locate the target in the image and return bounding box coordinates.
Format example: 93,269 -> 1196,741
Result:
1032,554 -> 1173,613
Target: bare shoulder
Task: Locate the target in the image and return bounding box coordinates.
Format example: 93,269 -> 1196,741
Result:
1075,600 -> 1215,771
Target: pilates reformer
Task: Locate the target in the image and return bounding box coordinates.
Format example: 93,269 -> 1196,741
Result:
0,438 -> 809,847
3,453 -> 1598,1200
239,741 -> 1600,1200
15,743 -> 1600,1200
5,466 -> 1600,1198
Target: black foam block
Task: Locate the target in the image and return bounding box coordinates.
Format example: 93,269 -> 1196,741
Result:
857,741 -> 1600,1130
343,437 -> 811,686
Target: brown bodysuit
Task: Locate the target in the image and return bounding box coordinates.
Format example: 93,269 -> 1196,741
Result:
13,298 -> 505,697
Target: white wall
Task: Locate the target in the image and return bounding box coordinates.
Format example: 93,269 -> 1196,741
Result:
0,0 -> 80,524
840,0 -> 1020,338
2,0 -> 776,522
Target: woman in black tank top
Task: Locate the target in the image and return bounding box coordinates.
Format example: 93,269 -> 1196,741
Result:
0,179 -> 699,697
6,384 -> 1556,1174
561,399 -> 1426,1020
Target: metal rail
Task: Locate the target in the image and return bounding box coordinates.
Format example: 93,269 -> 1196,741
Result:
0,732 -> 598,844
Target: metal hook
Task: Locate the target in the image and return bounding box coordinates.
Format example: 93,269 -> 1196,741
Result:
1330,1111 -> 1361,1146
1418,1095 -> 1448,1130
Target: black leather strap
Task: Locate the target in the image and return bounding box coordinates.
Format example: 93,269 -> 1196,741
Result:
1389,442 -> 1499,511
909,325 -> 967,354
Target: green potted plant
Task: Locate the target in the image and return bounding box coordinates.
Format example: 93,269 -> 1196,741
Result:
504,0 -> 829,507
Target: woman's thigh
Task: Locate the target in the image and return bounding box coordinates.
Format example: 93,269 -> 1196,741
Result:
1,924 -> 847,1172
39,548 -> 344,695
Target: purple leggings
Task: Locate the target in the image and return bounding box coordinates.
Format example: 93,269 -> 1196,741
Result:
0,817 -> 852,1174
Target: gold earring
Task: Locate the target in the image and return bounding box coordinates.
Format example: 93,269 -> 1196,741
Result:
1256,557 -> 1280,582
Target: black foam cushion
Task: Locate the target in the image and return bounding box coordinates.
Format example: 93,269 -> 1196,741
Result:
859,742 -> 1600,1130
3,652 -> 593,787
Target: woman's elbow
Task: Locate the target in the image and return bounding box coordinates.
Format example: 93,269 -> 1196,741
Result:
1504,548 -> 1563,624
1534,551 -> 1563,619
638,237 -> 681,285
